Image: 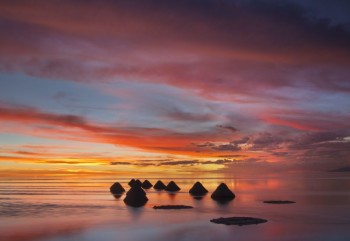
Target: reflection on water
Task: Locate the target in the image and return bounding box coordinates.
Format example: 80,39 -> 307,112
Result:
190,194 -> 207,200
1,175 -> 350,241
126,205 -> 145,220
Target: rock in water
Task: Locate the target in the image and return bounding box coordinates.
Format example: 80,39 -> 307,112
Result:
126,185 -> 146,196
142,180 -> 153,189
153,180 -> 166,190
124,185 -> 148,207
263,200 -> 295,204
211,183 -> 235,201
165,181 -> 181,192
189,181 -> 208,195
134,179 -> 142,187
210,217 -> 267,226
128,179 -> 136,187
110,182 -> 125,194
153,205 -> 193,209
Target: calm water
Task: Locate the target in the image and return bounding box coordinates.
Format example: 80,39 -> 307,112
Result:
1,174 -> 350,241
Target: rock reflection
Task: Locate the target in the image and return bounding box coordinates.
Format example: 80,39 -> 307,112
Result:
167,192 -> 177,201
126,206 -> 145,220
112,194 -> 123,199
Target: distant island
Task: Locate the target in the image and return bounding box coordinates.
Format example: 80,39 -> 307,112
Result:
329,166 -> 350,172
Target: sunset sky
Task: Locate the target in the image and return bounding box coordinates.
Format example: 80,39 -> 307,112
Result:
0,0 -> 349,177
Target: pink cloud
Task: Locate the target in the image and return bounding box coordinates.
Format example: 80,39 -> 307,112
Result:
0,104 -> 239,155
0,0 -> 349,96
261,109 -> 350,131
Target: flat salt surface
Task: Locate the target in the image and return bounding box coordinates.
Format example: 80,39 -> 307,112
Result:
1,174 -> 350,241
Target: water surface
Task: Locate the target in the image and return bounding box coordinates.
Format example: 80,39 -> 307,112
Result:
1,174 -> 350,241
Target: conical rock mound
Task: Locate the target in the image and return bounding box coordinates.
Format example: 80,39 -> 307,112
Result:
126,185 -> 146,196
165,181 -> 181,192
142,180 -> 153,189
189,181 -> 208,195
110,182 -> 125,194
128,179 -> 136,187
211,183 -> 235,201
134,179 -> 142,187
124,185 -> 148,207
153,180 -> 166,190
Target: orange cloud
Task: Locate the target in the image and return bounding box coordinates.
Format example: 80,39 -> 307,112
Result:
0,104 -> 237,156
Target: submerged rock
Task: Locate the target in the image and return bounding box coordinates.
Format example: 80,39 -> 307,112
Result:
153,180 -> 166,190
110,182 -> 125,194
124,185 -> 148,207
210,217 -> 267,226
211,183 -> 235,201
153,205 -> 193,209
165,181 -> 181,192
263,200 -> 295,204
141,180 -> 153,189
189,181 -> 208,195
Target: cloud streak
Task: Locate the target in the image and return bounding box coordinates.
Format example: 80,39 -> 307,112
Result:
1,0 -> 350,96
0,103 -> 236,155
0,0 -> 349,175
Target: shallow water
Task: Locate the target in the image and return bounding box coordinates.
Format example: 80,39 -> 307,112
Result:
1,174 -> 350,241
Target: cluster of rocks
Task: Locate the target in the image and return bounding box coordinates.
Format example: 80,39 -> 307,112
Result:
110,179 -> 236,207
108,180 -> 289,226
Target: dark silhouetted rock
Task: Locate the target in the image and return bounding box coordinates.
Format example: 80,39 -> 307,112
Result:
142,180 -> 153,189
110,182 -> 125,194
126,185 -> 146,196
153,180 -> 166,190
153,205 -> 193,210
128,179 -> 136,187
189,181 -> 208,195
124,185 -> 148,207
165,181 -> 181,192
129,179 -> 142,187
210,217 -> 267,226
263,200 -> 295,204
134,179 -> 142,187
211,183 -> 235,201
